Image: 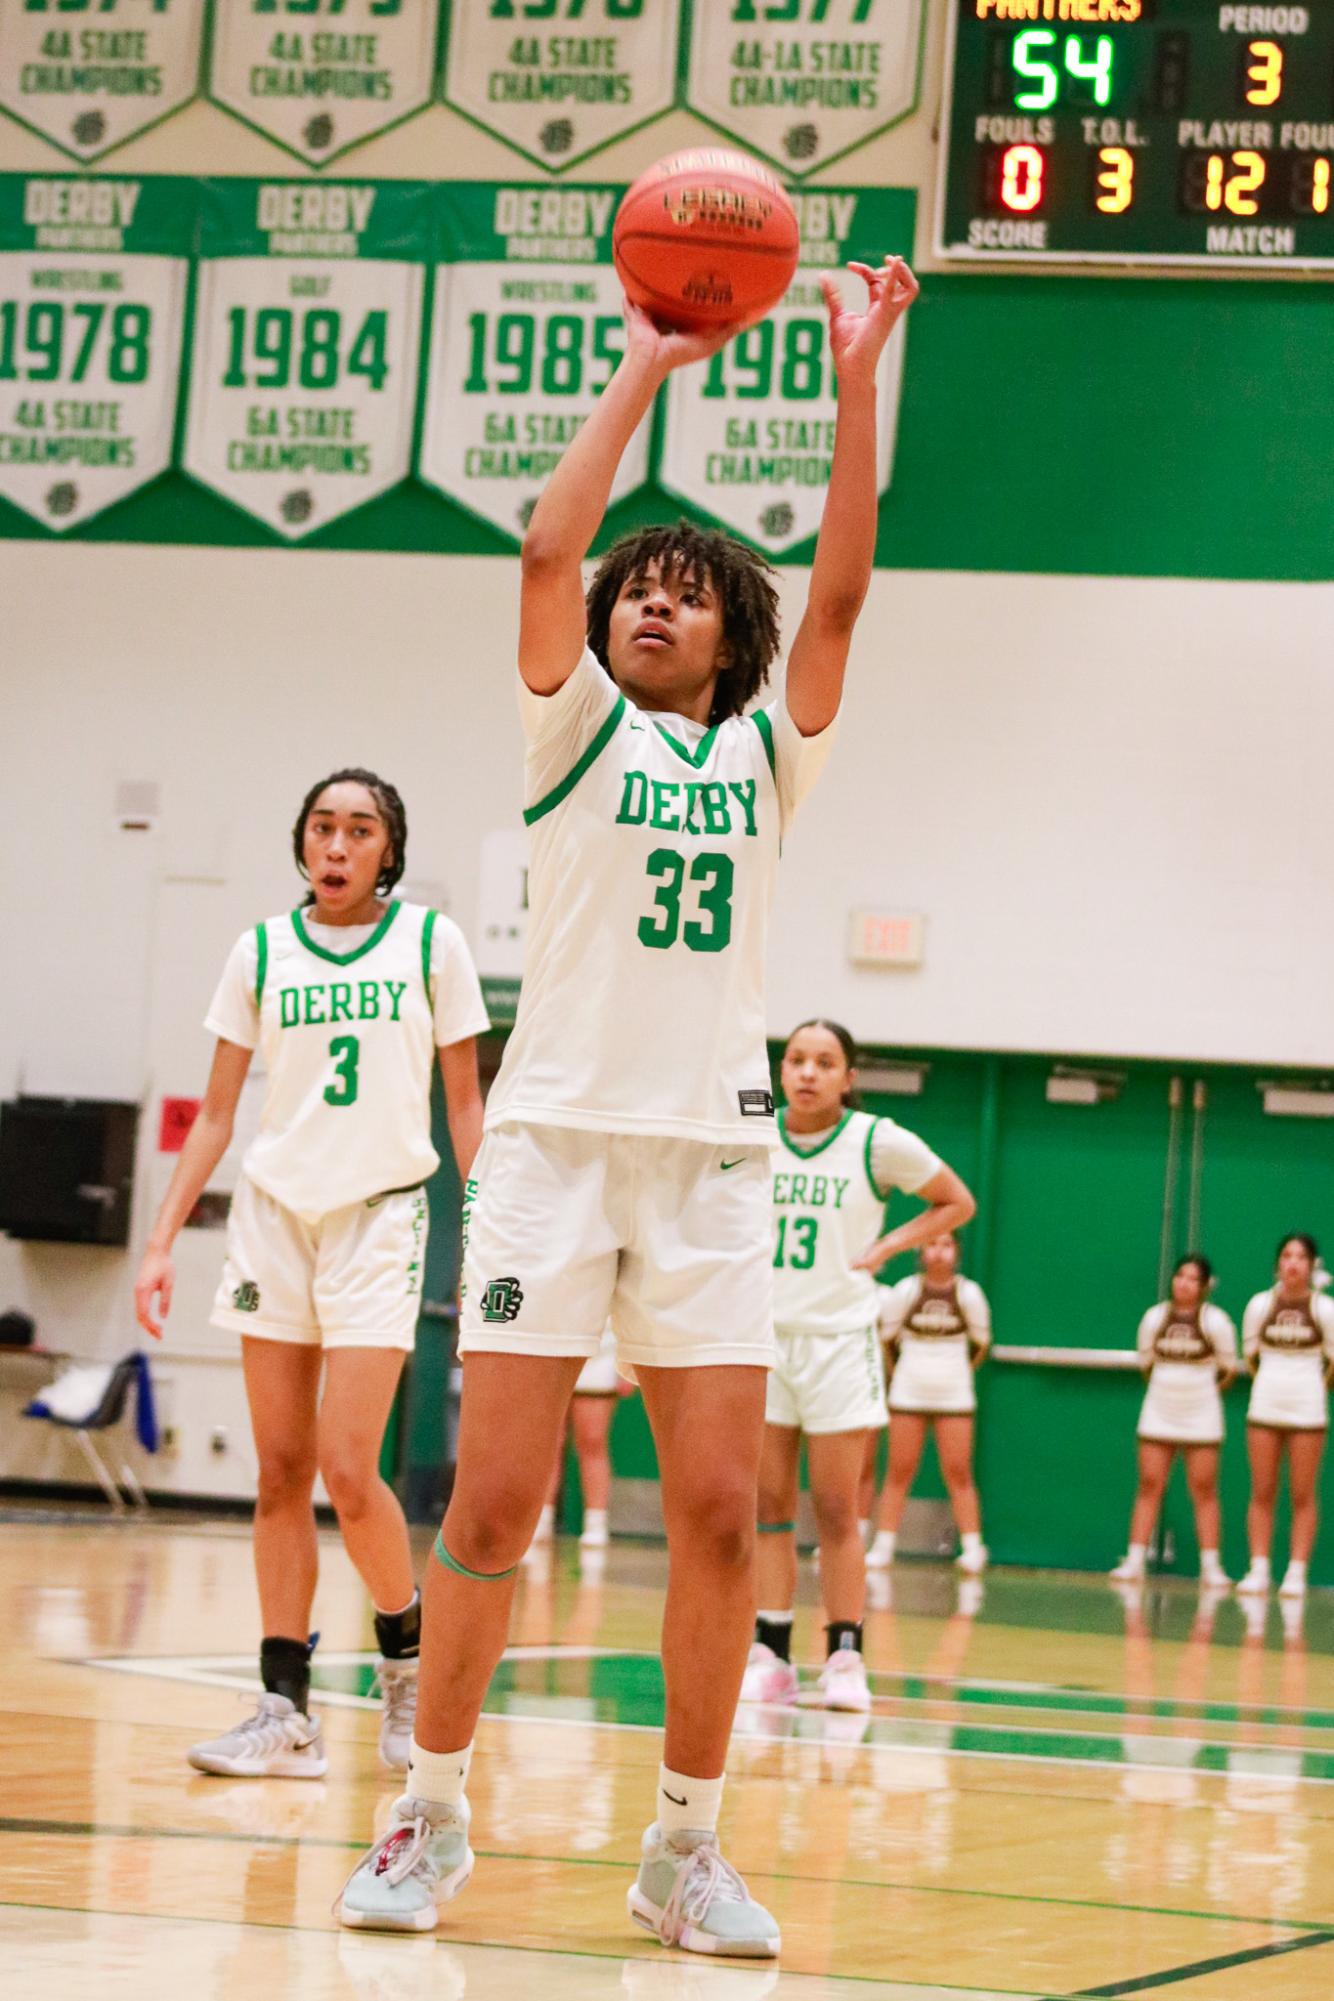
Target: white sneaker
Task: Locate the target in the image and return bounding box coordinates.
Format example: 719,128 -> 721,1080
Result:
1278,1566 -> 1307,1600
338,1795 -> 474,1932
737,1643 -> 798,1706
1199,1561 -> 1230,1595
865,1533 -> 895,1572
1110,1554 -> 1146,1583
1236,1563 -> 1271,1597
188,1693 -> 328,1779
955,1543 -> 989,1576
373,1656 -> 418,1772
817,1648 -> 871,1714
627,1824 -> 780,1957
580,1511 -> 609,1550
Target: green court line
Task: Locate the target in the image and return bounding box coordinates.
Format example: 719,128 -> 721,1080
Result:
3,1817 -> 1331,1940
1077,1929 -> 1334,1996
879,1672 -> 1334,1736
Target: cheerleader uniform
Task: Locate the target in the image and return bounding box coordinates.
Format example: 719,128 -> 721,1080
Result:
1136,1300 -> 1238,1445
880,1275 -> 991,1415
1244,1289 -> 1334,1431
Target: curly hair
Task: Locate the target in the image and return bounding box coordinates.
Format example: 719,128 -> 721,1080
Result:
584,521 -> 781,725
291,767 -> 407,903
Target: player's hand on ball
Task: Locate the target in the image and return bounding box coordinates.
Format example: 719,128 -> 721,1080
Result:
134,1248 -> 174,1341
821,256 -> 919,386
623,295 -> 762,378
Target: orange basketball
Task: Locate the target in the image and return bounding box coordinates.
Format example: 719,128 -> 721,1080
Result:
612,148 -> 800,332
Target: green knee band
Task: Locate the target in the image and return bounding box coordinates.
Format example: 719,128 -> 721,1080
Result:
757,1520 -> 796,1535
433,1530 -> 518,1582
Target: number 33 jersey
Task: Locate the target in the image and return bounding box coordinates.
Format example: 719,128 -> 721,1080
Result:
486,648 -> 834,1145
205,901 -> 489,1222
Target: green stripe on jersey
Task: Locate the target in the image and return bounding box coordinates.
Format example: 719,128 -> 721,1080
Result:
421,908 -> 437,1003
291,899 -> 400,966
865,1118 -> 885,1199
524,693 -> 626,827
751,707 -> 776,780
654,720 -> 720,769
778,1106 -> 854,1160
254,921 -> 268,1006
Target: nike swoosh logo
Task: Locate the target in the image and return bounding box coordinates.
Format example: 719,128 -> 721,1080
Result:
720,1158 -> 746,1171
663,1790 -> 688,1806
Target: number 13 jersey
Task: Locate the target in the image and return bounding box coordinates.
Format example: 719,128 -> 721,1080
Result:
486,648 -> 833,1144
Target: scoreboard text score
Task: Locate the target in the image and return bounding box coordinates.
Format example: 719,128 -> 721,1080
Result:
936,3 -> 1334,268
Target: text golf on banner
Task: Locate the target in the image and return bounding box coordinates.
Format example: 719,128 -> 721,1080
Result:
420,182 -> 650,543
184,179 -> 428,540
0,174 -> 190,532
0,0 -> 204,164
658,187 -> 915,557
685,0 -> 925,179
208,0 -> 439,167
441,0 -> 680,175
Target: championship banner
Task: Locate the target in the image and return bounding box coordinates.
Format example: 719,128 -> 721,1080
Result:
0,0 -> 204,164
441,0 -> 680,175
684,0 -> 925,179
0,173 -> 190,533
657,187 -> 915,557
420,182 -> 650,543
184,178 -> 428,540
208,0 -> 439,167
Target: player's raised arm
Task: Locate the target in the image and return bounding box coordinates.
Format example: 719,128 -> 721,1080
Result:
517,303 -> 746,698
785,256 -> 919,738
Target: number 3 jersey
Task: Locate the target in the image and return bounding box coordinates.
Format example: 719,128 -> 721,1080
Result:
205,900 -> 490,1223
486,647 -> 834,1144
774,1108 -> 942,1336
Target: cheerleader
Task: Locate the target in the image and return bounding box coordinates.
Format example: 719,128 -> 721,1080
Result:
867,1234 -> 992,1574
1109,1255 -> 1238,1589
740,1020 -> 975,1713
1237,1233 -> 1334,1600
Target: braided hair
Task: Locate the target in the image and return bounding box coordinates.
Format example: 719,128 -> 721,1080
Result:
584,521 -> 781,726
291,767 -> 407,903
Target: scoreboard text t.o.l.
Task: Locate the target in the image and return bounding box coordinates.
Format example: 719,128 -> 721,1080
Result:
935,3 -> 1334,269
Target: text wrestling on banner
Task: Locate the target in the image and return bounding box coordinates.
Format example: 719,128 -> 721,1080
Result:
0,0 -> 204,165
0,175 -> 189,533
685,0 -> 926,179
208,0 -> 439,169
184,179 -> 428,541
420,182 -> 651,542
441,0 -> 680,175
659,186 -> 915,556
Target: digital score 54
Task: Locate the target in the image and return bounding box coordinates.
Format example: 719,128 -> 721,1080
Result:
936,3 -> 1334,268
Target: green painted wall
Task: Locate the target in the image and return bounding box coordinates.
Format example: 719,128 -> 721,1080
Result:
6,273 -> 1332,580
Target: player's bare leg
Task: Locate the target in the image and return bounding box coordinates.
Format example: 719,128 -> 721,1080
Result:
741,1423 -> 801,1704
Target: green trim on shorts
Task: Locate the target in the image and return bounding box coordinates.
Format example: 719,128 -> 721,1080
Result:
757,1519 -> 796,1535
433,1530 -> 518,1581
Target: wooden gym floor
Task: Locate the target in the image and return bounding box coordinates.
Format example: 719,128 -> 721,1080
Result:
3,1511 -> 1334,1999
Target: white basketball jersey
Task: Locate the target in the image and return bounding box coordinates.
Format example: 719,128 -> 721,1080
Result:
242,901 -> 440,1221
487,662 -> 790,1144
772,1110 -> 896,1336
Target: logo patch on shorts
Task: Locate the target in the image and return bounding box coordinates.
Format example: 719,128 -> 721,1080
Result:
738,1089 -> 774,1118
481,1277 -> 524,1324
232,1281 -> 261,1313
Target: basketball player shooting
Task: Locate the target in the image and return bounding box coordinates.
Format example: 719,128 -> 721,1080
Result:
339,254 -> 919,1954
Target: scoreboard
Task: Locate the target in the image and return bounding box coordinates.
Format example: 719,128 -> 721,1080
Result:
936,3 -> 1334,268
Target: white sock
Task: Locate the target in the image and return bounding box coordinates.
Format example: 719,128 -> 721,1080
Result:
1126,1543 -> 1147,1564
1200,1548 -> 1222,1572
407,1739 -> 472,1811
582,1508 -> 607,1532
870,1530 -> 895,1557
657,1763 -> 724,1837
1285,1559 -> 1307,1579
1246,1554 -> 1271,1577
961,1532 -> 983,1557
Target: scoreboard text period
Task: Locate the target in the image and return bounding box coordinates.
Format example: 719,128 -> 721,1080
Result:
936,3 -> 1334,268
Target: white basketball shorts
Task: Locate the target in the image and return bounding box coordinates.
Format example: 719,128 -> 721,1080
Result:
765,1325 -> 888,1435
211,1172 -> 427,1351
459,1122 -> 774,1372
